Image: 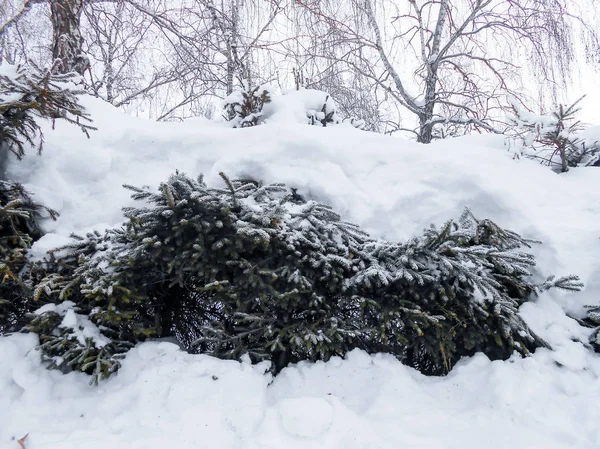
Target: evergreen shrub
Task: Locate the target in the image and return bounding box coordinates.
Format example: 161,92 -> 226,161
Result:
29,171 -> 582,381
511,97 -> 600,172
1,63 -> 95,160
0,61 -> 91,335
223,83 -> 271,128
0,180 -> 57,334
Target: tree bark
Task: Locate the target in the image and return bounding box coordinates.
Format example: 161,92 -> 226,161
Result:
50,0 -> 88,75
418,114 -> 434,144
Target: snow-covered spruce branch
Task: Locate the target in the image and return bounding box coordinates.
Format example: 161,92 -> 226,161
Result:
26,173 -> 583,381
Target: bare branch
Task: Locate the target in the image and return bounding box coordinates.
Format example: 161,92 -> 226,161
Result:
0,0 -> 44,37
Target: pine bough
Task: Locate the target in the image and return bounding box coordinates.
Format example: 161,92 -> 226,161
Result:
25,172 -> 583,382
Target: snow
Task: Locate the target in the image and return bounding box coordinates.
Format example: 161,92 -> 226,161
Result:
1,95 -> 600,448
261,88 -> 339,125
2,336 -> 600,449
0,64 -> 29,104
580,125 -> 600,147
33,301 -> 111,348
278,397 -> 334,437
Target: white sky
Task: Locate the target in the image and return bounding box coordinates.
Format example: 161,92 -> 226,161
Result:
570,65 -> 600,124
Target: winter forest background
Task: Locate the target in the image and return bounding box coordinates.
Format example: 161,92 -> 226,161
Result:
2,2 -> 600,448
1,0 -> 600,138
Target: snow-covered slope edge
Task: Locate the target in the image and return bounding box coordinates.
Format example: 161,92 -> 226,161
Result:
1,96 -> 600,448
2,333 -> 599,449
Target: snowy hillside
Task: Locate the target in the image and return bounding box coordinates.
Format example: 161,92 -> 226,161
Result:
1,96 -> 600,449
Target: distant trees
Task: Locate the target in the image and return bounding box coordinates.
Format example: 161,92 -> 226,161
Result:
81,0 -> 177,109
0,0 -> 40,40
0,0 -> 598,132
294,0 -> 600,142
84,0 -> 286,120
0,0 -> 49,65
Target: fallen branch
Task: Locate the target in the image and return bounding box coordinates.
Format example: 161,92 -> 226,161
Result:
17,433 -> 29,449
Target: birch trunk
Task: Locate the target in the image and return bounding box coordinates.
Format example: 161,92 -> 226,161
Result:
50,0 -> 88,75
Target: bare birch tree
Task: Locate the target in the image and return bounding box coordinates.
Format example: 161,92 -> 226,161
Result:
81,0 -> 182,109
104,0 -> 286,119
49,0 -> 89,74
0,0 -> 50,65
0,1 -> 41,38
4,0 -> 596,129
296,0 -> 599,142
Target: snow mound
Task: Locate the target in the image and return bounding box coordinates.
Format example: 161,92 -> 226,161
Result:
1,334 -> 600,448
7,96 -> 599,283
1,96 -> 600,448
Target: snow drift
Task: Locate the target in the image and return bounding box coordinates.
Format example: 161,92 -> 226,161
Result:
1,96 -> 600,448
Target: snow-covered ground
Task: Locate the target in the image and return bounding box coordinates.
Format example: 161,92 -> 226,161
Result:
1,96 -> 600,448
